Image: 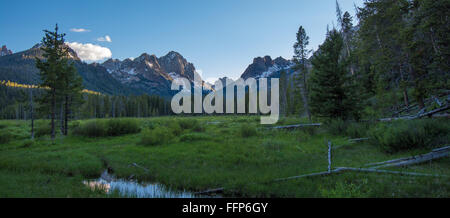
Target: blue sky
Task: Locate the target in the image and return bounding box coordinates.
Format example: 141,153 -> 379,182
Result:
0,0 -> 364,82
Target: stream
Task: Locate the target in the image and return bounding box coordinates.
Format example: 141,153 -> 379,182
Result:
83,170 -> 220,198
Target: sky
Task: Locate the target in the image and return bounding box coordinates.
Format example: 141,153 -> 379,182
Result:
0,0 -> 365,83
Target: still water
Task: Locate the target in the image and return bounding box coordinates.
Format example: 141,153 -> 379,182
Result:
83,171 -> 219,198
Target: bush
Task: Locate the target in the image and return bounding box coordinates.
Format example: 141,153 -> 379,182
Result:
73,119 -> 141,137
369,119 -> 449,153
69,120 -> 81,129
168,121 -> 183,135
73,120 -> 107,137
176,119 -> 205,132
35,121 -> 52,138
139,127 -> 172,146
106,118 -> 141,136
21,139 -> 34,148
345,122 -> 371,138
177,119 -> 196,129
239,123 -> 257,137
326,119 -> 348,136
300,126 -> 318,136
0,131 -> 13,144
179,133 -> 210,142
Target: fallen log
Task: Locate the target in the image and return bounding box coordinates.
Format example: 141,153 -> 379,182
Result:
334,167 -> 447,178
194,187 -> 224,195
365,145 -> 450,169
349,138 -> 370,142
272,123 -> 322,130
417,105 -> 450,119
433,96 -> 443,107
372,149 -> 450,169
130,162 -> 150,172
379,104 -> 450,122
272,167 -> 448,183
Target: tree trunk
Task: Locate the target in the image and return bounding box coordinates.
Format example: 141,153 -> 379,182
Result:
403,89 -> 410,109
51,88 -> 56,141
302,68 -> 311,121
64,95 -> 69,136
30,88 -> 34,139
60,103 -> 64,135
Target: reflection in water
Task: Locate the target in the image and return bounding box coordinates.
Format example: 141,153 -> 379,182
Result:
83,171 -> 215,198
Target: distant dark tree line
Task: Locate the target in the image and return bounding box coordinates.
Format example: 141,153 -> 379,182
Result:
0,84 -> 171,120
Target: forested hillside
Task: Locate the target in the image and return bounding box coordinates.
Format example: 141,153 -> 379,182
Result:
279,0 -> 449,120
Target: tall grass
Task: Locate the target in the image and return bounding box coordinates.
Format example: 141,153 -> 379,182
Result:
0,131 -> 12,144
73,120 -> 106,137
35,120 -> 52,138
369,119 -> 449,153
106,118 -> 140,136
139,127 -> 172,146
73,118 -> 141,137
239,123 -> 257,137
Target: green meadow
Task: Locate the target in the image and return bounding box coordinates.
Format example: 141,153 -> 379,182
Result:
0,116 -> 448,197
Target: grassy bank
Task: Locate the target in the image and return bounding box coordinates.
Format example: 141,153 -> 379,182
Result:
0,116 -> 448,197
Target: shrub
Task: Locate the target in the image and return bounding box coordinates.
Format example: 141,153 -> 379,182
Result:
239,123 -> 257,137
0,131 -> 13,144
73,120 -> 107,137
73,119 -> 141,137
143,121 -> 157,130
177,119 -> 196,129
139,127 -> 172,146
176,119 -> 205,132
69,120 -> 81,129
106,118 -> 140,136
21,139 -> 34,148
300,126 -> 318,136
179,132 -> 210,142
35,121 -> 52,138
326,119 -> 348,136
168,121 -> 183,135
369,119 -> 449,153
345,122 -> 371,138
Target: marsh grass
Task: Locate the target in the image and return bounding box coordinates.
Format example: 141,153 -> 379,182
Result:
0,116 -> 448,198
369,119 -> 449,152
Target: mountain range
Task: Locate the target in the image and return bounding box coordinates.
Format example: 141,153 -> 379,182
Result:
0,44 -> 297,97
0,45 -> 13,56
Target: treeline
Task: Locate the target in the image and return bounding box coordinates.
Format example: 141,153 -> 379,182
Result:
281,0 -> 449,121
0,84 -> 171,120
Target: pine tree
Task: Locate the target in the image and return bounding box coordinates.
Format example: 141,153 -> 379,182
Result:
60,62 -> 83,135
293,26 -> 312,121
35,24 -> 68,141
309,29 -> 359,120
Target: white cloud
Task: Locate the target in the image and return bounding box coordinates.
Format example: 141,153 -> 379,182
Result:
205,77 -> 218,84
66,42 -> 112,62
97,35 -> 112,42
70,28 -> 90,33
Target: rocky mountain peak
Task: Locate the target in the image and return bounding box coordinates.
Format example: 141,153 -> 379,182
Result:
99,51 -> 203,96
0,45 -> 13,56
241,55 -> 293,80
274,57 -> 290,66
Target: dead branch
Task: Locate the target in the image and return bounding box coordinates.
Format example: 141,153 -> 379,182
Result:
130,162 -> 150,172
366,146 -> 450,168
194,187 -> 224,195
272,123 -> 322,130
349,138 -> 370,142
